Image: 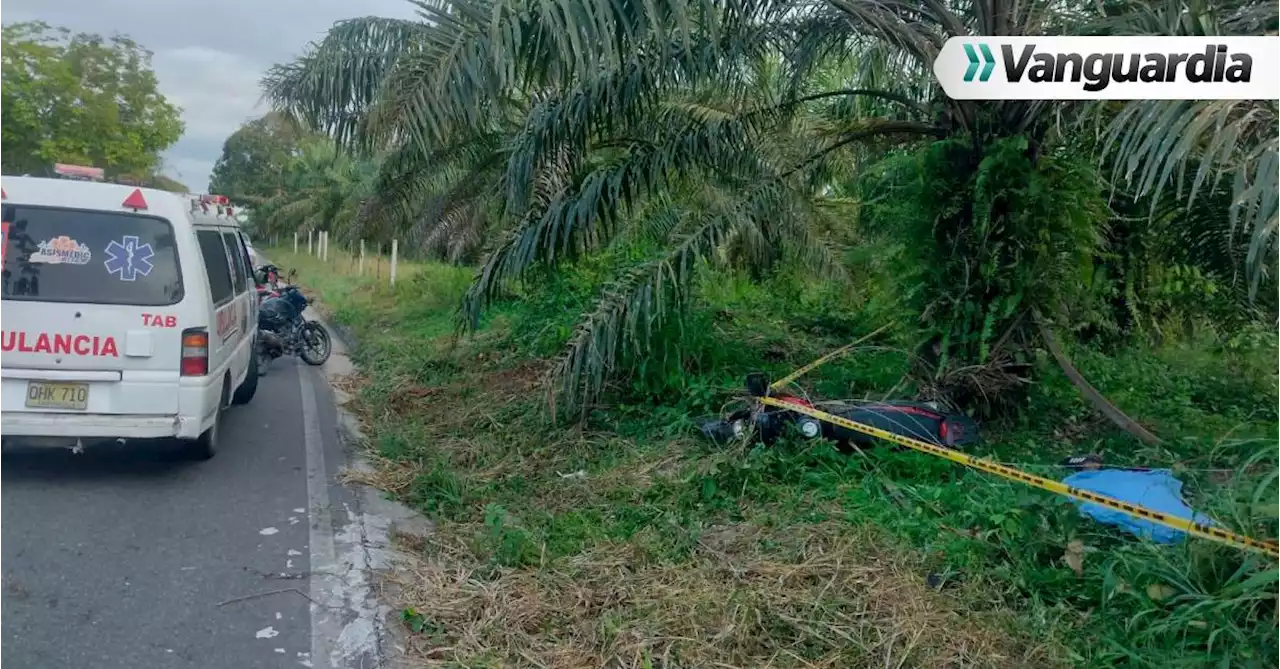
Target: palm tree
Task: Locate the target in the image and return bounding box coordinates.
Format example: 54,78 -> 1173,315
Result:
250,139 -> 376,242
262,0 -> 1275,425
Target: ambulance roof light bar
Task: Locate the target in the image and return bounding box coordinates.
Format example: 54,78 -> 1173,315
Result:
54,164 -> 106,181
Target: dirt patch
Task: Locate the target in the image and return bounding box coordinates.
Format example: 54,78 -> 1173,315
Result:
473,360 -> 549,398
370,361 -> 548,420
385,382 -> 446,416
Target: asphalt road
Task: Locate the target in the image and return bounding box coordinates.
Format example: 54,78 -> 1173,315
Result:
2,355 -> 362,669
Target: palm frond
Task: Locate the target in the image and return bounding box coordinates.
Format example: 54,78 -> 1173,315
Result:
461,95 -> 792,325
261,16 -> 431,148
1092,0 -> 1280,298
264,191 -> 324,230
353,130 -> 508,245
547,179 -> 814,413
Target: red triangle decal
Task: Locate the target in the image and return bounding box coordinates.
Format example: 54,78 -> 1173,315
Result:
1,188 -> 6,200
122,188 -> 148,210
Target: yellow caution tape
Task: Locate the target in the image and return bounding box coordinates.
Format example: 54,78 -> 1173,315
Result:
758,395 -> 1280,558
769,323 -> 893,391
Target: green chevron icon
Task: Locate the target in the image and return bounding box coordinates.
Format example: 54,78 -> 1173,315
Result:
963,43 -> 996,82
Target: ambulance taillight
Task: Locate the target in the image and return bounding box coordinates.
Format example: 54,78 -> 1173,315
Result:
180,329 -> 209,376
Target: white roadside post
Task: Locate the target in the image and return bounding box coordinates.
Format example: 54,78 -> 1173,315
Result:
293,232 -> 298,253
308,230 -> 314,255
321,231 -> 328,262
358,239 -> 365,276
390,239 -> 398,286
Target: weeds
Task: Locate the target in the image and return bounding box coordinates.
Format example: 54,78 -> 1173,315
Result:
272,248 -> 1277,668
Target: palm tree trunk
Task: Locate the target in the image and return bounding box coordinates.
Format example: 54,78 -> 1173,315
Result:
1034,312 -> 1163,446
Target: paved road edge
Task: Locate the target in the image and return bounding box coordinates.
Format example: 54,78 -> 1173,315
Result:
313,309 -> 432,669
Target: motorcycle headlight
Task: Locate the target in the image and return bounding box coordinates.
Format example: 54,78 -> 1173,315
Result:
798,418 -> 822,439
731,419 -> 746,437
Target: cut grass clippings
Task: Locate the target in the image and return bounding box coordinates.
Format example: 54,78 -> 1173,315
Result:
387,521 -> 1059,668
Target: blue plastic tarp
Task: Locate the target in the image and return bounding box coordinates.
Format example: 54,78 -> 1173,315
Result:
1062,468 -> 1215,544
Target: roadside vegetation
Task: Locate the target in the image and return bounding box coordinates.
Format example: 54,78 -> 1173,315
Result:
230,0 -> 1278,665
272,244 -> 1275,668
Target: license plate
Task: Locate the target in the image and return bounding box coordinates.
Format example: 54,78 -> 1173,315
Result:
25,382 -> 90,410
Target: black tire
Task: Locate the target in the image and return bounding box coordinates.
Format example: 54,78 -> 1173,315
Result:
183,376 -> 231,460
298,322 -> 331,366
182,405 -> 221,460
256,347 -> 271,377
232,345 -> 260,405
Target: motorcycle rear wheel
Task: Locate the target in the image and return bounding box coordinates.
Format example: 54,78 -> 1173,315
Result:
256,346 -> 272,376
299,321 -> 332,366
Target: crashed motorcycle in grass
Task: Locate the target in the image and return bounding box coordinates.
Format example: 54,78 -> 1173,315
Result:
698,373 -> 980,451
254,268 -> 331,375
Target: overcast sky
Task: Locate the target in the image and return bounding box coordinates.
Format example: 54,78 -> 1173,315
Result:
2,0 -> 420,192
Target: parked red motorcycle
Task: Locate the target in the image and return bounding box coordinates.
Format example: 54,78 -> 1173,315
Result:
698,372 -> 980,451
254,263 -> 284,300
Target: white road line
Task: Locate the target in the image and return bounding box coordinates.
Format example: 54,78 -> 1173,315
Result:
299,361 -> 343,668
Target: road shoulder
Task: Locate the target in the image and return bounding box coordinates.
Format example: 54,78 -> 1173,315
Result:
309,311 -> 431,669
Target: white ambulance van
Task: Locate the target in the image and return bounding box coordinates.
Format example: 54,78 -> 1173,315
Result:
1,176 -> 260,459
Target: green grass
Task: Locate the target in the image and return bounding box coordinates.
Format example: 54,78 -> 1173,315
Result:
268,247 -> 1278,669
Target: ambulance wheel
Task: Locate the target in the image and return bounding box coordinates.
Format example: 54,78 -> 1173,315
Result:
233,346 -> 260,405
183,385 -> 226,460
182,409 -> 220,460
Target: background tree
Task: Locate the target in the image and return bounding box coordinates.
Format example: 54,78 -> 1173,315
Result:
145,174 -> 191,193
1,21 -> 184,178
209,112 -> 305,202
260,0 -> 1276,422
249,137 -> 377,241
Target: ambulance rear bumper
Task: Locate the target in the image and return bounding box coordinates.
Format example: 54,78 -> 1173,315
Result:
0,412 -> 187,448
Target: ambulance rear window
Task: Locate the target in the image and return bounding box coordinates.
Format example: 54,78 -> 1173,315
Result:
1,205 -> 184,306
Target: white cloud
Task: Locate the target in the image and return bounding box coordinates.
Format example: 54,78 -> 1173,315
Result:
151,47 -> 267,190
2,0 -> 420,192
